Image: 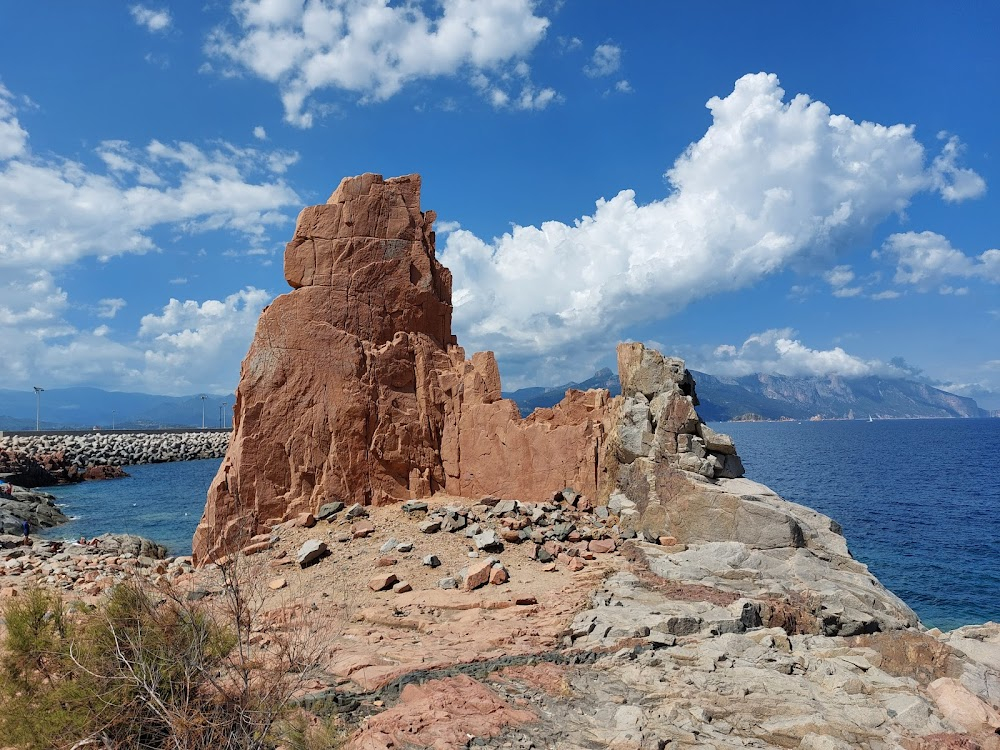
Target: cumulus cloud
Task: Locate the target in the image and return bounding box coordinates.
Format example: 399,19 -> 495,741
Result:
0,89 -> 300,271
253,125 -> 267,140
0,82 -> 300,394
3,284 -> 273,396
584,42 -> 621,77
823,265 -> 862,297
97,298 -> 127,319
130,5 -> 172,33
878,231 -> 1000,291
207,0 -> 551,126
931,133 -> 987,202
135,287 -> 272,392
439,73 -> 985,383
703,329 -> 898,379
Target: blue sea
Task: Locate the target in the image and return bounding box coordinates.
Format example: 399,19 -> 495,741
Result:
721,418 -> 1000,631
39,419 -> 1000,630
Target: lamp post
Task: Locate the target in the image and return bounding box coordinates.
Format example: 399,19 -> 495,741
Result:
112,409 -> 116,430
223,402 -> 228,429
200,395 -> 206,429
33,386 -> 44,431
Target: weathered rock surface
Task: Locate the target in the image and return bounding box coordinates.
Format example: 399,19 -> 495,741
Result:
184,174 -> 1000,750
195,174 -> 614,562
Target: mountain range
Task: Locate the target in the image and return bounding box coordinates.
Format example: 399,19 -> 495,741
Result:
0,387 -> 233,431
503,368 -> 990,421
0,366 -> 989,431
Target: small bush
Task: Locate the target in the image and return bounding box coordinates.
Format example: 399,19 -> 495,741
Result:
0,557 -> 321,750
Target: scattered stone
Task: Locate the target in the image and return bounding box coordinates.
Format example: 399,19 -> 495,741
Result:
392,581 -> 412,594
473,529 -> 503,551
396,541 -> 414,553
379,537 -> 398,554
292,512 -> 316,528
344,503 -> 368,520
422,555 -> 441,568
438,576 -> 458,590
352,521 -> 375,539
368,573 -> 398,592
268,577 -> 287,590
376,557 -> 397,567
401,501 -> 428,513
489,565 -> 509,585
589,539 -> 615,554
296,539 -> 328,568
463,560 -> 494,591
419,520 -> 441,534
316,501 -> 344,520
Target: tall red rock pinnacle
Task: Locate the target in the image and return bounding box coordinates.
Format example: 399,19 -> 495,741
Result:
193,174 -> 613,562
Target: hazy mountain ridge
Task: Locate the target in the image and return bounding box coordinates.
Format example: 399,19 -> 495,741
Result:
504,369 -> 988,421
1,367 -> 986,431
0,387 -> 233,430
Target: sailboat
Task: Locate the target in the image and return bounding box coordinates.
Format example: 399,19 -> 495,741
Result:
868,414 -> 873,423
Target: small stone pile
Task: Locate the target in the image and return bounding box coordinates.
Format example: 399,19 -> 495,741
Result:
0,533 -> 188,598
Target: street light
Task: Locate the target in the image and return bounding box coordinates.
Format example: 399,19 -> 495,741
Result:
112,409 -> 116,430
222,402 -> 228,430
200,395 -> 206,429
218,403 -> 223,428
33,386 -> 44,431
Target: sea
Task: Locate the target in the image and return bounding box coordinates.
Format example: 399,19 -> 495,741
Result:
39,418 -> 999,631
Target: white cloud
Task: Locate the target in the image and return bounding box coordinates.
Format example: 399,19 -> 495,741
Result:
931,133 -> 987,202
2,284 -> 273,396
253,125 -> 267,140
207,0 -> 551,126
0,83 -> 28,160
879,231 -> 1000,290
870,289 -> 901,301
614,80 -> 633,94
584,43 -> 621,77
440,73 -> 985,383
0,82 -> 301,395
135,287 -> 272,392
703,329 -> 898,379
0,90 -> 300,272
130,5 -> 172,33
97,298 -> 127,319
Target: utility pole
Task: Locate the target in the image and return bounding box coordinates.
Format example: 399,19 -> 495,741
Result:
33,386 -> 44,431
112,409 -> 116,430
200,395 -> 206,429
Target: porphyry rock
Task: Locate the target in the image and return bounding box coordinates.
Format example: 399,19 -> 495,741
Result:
194,174 -> 615,563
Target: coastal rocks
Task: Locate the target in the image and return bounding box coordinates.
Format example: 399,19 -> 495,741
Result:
0,532 -> 175,597
0,431 -> 230,487
0,484 -> 68,533
194,174 -> 614,563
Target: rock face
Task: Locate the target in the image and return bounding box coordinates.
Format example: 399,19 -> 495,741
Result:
194,174 -> 612,562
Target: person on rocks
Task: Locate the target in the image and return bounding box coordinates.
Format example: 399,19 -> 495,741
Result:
21,519 -> 30,546
0,481 -> 11,498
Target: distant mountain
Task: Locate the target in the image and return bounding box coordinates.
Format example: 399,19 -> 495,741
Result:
503,368 -> 988,421
0,387 -> 234,430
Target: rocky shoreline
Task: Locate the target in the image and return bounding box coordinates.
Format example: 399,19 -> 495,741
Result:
0,430 -> 229,488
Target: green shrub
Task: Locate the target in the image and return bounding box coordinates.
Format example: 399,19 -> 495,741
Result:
0,566 -> 320,750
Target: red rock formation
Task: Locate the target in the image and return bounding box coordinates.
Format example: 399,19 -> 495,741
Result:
194,174 -> 612,563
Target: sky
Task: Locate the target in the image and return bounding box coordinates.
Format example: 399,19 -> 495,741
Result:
0,1 -> 997,408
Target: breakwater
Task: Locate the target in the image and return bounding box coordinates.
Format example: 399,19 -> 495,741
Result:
0,430 -> 230,468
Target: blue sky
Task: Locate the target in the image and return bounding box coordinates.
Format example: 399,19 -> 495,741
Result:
0,1 -> 997,407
